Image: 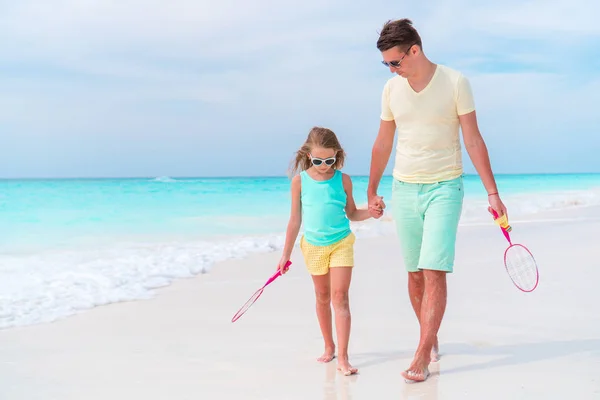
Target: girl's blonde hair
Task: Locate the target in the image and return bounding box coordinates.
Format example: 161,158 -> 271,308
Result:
289,126 -> 346,176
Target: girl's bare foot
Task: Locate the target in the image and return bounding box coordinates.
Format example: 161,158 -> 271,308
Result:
336,357 -> 358,376
317,346 -> 336,363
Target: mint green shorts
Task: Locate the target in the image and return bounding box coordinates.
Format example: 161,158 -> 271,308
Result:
391,176 -> 464,273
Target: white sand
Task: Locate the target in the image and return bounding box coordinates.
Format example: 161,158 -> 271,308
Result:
1,206 -> 600,399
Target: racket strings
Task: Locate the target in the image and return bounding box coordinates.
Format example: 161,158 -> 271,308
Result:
505,244 -> 538,291
232,288 -> 264,321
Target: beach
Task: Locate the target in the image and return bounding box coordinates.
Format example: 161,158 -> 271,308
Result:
3,0 -> 600,397
1,204 -> 599,399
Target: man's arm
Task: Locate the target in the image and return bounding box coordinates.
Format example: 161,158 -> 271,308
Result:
460,110 -> 507,216
459,110 -> 497,194
367,119 -> 396,200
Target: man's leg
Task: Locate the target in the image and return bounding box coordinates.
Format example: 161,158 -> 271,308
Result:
420,270 -> 447,356
407,271 -> 440,360
402,270 -> 447,381
391,179 -> 428,369
395,178 -> 441,364
408,271 -> 424,320
402,177 -> 463,382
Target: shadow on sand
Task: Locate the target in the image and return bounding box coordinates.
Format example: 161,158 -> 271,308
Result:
440,338 -> 600,375
349,338 -> 600,373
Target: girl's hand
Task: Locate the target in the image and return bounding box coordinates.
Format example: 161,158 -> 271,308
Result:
277,256 -> 291,275
368,206 -> 383,219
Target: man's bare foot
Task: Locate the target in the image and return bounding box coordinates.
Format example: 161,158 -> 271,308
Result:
317,347 -> 336,363
430,337 -> 440,362
402,353 -> 430,383
401,366 -> 430,383
336,358 -> 358,376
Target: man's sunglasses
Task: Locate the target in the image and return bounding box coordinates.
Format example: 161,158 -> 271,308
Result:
310,155 -> 336,166
381,59 -> 404,68
381,44 -> 414,68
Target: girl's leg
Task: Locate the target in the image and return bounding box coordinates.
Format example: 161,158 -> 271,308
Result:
311,272 -> 335,362
330,266 -> 358,375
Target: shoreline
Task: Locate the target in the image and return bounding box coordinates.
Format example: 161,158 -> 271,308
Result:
2,201 -> 600,331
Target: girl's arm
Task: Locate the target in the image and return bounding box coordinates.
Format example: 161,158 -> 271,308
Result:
280,175 -> 302,267
342,173 -> 372,222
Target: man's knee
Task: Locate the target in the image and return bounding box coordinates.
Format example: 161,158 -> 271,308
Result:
423,269 -> 446,282
423,270 -> 447,293
408,271 -> 425,286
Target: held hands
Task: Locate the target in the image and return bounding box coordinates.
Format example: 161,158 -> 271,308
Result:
368,194 -> 385,219
368,208 -> 382,219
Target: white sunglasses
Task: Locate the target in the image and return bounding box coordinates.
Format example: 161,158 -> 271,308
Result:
310,155 -> 336,166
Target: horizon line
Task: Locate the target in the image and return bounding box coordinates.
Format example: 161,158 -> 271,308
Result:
2,172 -> 600,181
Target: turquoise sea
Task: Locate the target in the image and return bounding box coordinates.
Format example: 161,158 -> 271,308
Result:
1,173 -> 599,329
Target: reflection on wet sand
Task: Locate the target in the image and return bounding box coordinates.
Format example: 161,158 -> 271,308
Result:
400,362 -> 440,400
323,362 -> 359,400
321,359 -> 441,400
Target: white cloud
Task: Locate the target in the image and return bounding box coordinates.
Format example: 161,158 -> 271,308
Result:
0,0 -> 347,61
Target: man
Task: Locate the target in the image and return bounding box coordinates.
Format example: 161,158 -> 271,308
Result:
367,19 -> 508,383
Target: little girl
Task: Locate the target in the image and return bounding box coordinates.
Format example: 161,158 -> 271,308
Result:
277,126 -> 381,376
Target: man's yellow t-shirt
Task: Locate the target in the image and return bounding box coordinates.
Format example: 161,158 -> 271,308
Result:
380,64 -> 476,184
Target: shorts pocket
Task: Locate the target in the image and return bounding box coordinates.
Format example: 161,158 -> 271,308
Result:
436,177 -> 463,192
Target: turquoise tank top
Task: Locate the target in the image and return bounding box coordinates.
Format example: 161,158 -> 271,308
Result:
300,169 -> 351,246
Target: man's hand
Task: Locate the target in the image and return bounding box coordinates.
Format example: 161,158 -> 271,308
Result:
488,194 -> 507,220
368,194 -> 385,218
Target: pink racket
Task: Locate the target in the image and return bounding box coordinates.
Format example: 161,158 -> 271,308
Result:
231,260 -> 292,323
491,209 -> 539,292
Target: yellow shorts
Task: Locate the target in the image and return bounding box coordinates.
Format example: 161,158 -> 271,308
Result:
300,233 -> 355,276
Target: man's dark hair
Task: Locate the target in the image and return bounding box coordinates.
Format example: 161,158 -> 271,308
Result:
376,18 -> 422,52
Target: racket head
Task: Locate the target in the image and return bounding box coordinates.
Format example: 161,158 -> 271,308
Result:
231,260 -> 292,323
503,243 -> 539,292
231,287 -> 265,322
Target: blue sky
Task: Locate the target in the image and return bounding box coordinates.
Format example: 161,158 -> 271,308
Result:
1,0 -> 599,178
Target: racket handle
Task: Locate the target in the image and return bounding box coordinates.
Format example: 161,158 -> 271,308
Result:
266,260 -> 292,285
491,209 -> 512,232
491,209 -> 512,244
277,260 -> 292,275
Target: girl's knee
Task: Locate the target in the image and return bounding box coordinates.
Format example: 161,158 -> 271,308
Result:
315,288 -> 330,305
332,290 -> 349,309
